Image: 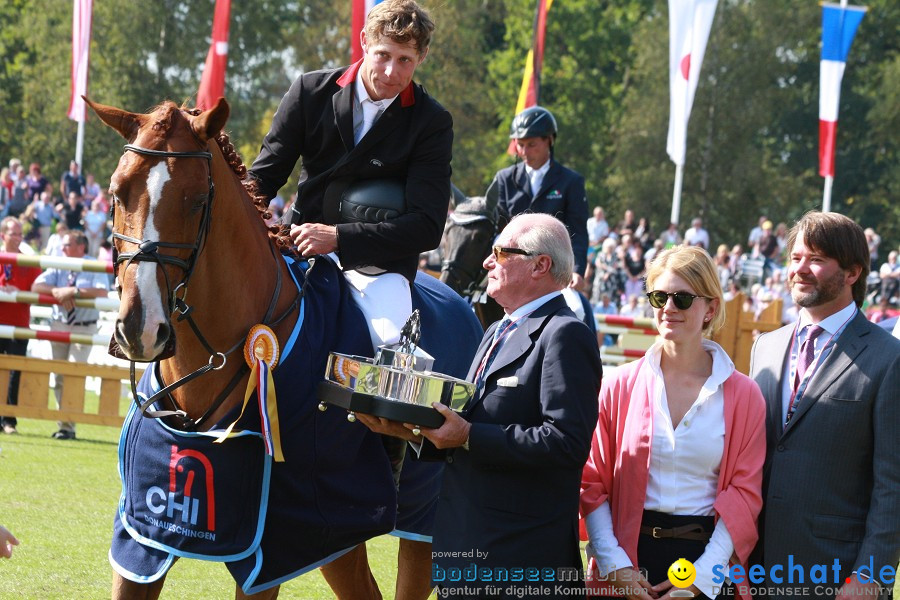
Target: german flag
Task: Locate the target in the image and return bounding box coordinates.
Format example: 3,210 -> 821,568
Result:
509,0 -> 553,154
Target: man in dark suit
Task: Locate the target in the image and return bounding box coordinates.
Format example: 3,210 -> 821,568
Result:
749,211 -> 900,599
488,107 -> 589,290
422,213 -> 600,598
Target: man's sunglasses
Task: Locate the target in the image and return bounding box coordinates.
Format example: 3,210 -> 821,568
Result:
491,245 -> 534,261
646,290 -> 710,310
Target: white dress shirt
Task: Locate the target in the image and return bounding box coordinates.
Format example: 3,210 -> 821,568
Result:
585,339 -> 736,598
354,70 -> 398,144
524,160 -> 550,198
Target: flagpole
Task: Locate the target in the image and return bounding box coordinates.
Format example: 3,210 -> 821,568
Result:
75,120 -> 85,169
671,163 -> 684,226
822,175 -> 833,212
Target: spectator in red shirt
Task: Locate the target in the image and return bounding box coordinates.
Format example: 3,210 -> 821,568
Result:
0,217 -> 42,434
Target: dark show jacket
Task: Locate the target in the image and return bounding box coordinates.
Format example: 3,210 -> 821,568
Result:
490,160 -> 589,276
249,60 -> 453,282
425,295 -> 602,596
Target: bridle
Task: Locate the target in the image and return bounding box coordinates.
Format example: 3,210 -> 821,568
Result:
113,142 -> 300,431
114,143 -> 215,314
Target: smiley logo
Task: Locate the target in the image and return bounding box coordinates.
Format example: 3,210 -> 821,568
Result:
667,558 -> 696,588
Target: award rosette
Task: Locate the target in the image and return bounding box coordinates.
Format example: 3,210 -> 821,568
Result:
316,310 -> 475,427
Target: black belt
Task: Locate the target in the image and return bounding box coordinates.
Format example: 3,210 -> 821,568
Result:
640,524 -> 711,542
69,320 -> 98,327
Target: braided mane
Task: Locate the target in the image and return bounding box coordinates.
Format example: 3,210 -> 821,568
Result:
181,106 -> 297,256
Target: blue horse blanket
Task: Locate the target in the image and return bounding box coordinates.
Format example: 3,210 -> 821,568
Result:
110,255 -> 482,593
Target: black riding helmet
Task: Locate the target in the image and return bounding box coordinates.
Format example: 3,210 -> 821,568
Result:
509,106 -> 558,143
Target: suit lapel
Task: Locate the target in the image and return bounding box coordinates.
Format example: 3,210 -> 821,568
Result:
782,312 -> 868,435
466,296 -> 566,410
515,163 -> 532,201
760,326 -> 793,442
332,84 -> 355,153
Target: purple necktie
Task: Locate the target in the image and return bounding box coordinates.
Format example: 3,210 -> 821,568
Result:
786,324 -> 825,426
795,324 -> 825,387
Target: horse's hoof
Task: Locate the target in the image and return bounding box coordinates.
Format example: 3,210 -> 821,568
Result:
318,401 -> 327,412
347,412 -> 357,423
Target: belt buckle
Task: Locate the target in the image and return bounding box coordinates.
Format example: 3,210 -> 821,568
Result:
652,526 -> 663,539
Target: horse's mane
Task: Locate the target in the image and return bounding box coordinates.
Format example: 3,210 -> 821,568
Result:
170,105 -> 297,256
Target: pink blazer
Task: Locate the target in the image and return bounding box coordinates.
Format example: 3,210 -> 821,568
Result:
580,357 -> 766,599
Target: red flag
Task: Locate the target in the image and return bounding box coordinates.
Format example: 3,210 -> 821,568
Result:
509,0 -> 553,154
67,0 -> 93,122
352,1 -> 384,63
197,0 -> 231,110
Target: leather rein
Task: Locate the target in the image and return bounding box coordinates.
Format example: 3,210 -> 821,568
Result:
115,143 -> 301,431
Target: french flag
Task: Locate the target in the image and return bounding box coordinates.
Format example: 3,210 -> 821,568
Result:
819,3 -> 866,178
352,0 -> 385,63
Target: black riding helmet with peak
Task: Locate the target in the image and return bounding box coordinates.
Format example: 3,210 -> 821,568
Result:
509,106 -> 558,145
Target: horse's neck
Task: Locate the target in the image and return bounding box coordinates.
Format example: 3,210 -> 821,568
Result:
159,152 -> 296,426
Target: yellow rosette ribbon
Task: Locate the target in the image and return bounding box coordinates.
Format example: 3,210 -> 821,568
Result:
213,325 -> 284,462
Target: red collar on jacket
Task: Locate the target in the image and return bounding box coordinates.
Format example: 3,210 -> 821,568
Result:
336,59 -> 416,107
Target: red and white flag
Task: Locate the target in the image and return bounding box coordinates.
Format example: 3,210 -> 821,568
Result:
197,0 -> 231,110
67,0 -> 93,122
352,0 -> 385,63
818,3 -> 866,178
666,0 -> 717,166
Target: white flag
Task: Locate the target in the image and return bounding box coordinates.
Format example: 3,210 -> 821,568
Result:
68,0 -> 93,122
666,0 -> 718,166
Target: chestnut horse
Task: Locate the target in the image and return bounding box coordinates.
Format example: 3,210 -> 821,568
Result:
87,98 -> 480,600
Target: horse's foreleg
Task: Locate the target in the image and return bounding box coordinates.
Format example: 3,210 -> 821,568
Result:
112,571 -> 167,600
395,538 -> 433,600
319,544 -> 383,600
235,583 -> 280,600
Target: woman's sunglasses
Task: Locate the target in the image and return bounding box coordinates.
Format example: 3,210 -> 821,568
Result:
646,290 -> 710,310
491,245 -> 534,261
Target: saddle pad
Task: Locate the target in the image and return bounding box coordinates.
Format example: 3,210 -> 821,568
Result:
117,386 -> 271,562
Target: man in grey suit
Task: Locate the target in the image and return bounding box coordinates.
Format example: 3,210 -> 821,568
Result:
749,211 -> 900,599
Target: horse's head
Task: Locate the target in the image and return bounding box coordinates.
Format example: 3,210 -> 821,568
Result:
439,196 -> 497,294
85,97 -> 230,361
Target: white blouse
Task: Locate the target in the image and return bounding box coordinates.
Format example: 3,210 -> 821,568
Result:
585,339 -> 736,598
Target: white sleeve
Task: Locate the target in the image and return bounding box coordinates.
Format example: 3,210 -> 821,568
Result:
584,501 -> 633,576
690,519 -> 734,598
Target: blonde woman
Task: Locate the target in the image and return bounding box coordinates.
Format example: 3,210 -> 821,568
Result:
581,246 -> 765,600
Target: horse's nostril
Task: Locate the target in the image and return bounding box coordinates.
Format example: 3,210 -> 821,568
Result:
156,322 -> 170,348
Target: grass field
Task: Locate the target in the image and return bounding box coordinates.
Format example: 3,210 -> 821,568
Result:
0,418 -> 408,599
2,418 -> 897,599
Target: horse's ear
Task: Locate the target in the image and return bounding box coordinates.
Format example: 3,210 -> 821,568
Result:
484,178 -> 500,215
192,97 -> 230,142
83,96 -> 142,141
449,183 -> 467,210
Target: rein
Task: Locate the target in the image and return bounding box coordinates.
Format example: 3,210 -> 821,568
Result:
116,143 -> 301,431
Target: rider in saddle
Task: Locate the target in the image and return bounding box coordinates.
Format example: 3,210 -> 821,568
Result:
487,106 -> 590,292
247,0 -> 451,349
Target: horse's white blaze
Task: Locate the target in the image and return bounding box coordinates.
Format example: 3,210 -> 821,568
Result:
136,162 -> 170,352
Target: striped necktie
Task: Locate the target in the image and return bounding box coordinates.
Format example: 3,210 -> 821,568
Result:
475,317 -> 516,389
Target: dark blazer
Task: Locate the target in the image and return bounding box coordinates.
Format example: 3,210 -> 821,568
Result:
490,160 -> 589,276
249,61 -> 453,282
749,312 -> 900,597
430,294 -> 602,598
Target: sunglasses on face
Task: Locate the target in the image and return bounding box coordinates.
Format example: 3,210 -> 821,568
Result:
646,290 -> 710,310
491,245 -> 534,262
